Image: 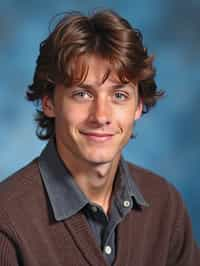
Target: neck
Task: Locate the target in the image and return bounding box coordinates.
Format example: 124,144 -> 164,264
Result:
73,161 -> 119,213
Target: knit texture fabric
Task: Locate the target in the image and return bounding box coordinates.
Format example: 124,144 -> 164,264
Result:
0,159 -> 199,266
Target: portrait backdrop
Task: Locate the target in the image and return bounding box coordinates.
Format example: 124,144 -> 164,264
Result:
0,0 -> 199,243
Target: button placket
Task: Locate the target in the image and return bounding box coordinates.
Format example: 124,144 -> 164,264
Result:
104,245 -> 112,255
123,200 -> 130,208
91,205 -> 98,213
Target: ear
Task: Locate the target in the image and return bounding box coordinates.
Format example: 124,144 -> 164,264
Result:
42,95 -> 55,118
134,100 -> 143,121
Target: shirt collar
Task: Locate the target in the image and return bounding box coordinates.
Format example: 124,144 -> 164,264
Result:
38,139 -> 89,221
118,158 -> 149,208
38,139 -> 149,221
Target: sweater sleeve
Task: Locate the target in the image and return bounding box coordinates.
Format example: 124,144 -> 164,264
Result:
0,232 -> 19,266
167,185 -> 200,266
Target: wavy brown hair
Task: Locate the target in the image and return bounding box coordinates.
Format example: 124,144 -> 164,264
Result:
26,9 -> 164,140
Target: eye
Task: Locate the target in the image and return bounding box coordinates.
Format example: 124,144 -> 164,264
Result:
113,91 -> 128,101
72,90 -> 93,101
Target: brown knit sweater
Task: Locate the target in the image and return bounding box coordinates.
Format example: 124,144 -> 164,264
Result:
0,159 -> 199,266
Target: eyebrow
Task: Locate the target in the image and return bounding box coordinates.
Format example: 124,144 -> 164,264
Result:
78,83 -> 130,90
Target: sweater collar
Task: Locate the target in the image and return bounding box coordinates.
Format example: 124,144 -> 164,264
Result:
38,139 -> 148,221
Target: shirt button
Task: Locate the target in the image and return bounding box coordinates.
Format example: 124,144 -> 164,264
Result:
123,200 -> 130,208
104,245 -> 112,255
91,205 -> 98,213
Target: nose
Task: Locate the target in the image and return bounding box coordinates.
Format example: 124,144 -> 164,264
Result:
88,96 -> 111,126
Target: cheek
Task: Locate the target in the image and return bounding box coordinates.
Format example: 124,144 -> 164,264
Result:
56,104 -> 89,129
115,106 -> 136,128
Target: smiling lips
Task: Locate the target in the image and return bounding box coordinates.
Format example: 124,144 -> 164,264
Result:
80,131 -> 115,142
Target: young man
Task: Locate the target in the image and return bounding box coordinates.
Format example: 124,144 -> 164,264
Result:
0,10 -> 199,266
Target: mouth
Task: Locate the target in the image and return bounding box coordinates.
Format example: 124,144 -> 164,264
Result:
79,131 -> 115,142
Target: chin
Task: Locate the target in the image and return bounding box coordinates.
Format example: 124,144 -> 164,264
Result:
84,153 -> 119,165
89,159 -> 112,165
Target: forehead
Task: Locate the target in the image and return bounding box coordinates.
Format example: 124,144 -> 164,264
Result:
74,54 -> 126,87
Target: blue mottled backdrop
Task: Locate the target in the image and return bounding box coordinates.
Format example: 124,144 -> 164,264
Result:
0,0 -> 199,243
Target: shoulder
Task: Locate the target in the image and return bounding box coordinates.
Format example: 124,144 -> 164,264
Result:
126,161 -> 185,214
0,159 -> 40,200
0,159 -> 51,258
0,159 -> 45,220
127,161 -> 195,238
125,164 -> 200,263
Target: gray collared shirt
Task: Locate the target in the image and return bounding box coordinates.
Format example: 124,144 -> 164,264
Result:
38,139 -> 148,265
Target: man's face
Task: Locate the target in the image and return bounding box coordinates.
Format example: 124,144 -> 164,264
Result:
43,56 -> 142,166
